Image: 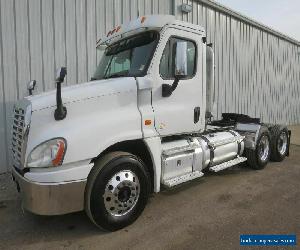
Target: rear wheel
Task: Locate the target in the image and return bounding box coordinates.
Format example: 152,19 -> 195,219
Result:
85,151 -> 150,231
245,131 -> 271,170
269,125 -> 289,162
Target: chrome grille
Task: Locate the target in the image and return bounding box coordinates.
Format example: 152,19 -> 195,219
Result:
11,107 -> 26,168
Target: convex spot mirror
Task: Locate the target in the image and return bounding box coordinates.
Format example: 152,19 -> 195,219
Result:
27,80 -> 36,96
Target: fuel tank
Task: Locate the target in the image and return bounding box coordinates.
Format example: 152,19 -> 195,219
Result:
160,130 -> 245,183
198,130 -> 244,168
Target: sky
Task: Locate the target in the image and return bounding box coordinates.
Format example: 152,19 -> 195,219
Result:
215,0 -> 300,41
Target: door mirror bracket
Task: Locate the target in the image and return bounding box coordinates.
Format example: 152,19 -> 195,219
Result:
162,76 -> 180,97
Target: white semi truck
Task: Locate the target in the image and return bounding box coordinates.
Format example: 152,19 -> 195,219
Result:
11,15 -> 291,231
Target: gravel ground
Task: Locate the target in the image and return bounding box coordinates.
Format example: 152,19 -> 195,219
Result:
0,145 -> 299,250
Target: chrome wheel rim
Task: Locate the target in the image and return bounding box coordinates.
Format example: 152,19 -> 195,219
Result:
277,132 -> 288,155
103,170 -> 140,217
258,135 -> 270,162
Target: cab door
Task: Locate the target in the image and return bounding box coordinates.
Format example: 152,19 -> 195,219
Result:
150,27 -> 206,136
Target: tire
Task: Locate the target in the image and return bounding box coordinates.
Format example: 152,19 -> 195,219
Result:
269,125 -> 289,162
85,151 -> 150,231
245,131 -> 271,170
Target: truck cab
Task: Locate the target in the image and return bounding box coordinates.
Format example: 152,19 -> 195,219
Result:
11,15 -> 290,231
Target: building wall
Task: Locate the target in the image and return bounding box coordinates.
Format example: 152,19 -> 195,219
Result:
0,0 -> 299,173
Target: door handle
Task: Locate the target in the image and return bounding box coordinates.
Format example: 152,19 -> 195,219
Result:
194,107 -> 200,124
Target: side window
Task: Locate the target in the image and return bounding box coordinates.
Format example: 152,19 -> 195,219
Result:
159,37 -> 196,79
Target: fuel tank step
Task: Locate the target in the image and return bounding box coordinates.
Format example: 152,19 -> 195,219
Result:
209,157 -> 247,172
162,171 -> 204,188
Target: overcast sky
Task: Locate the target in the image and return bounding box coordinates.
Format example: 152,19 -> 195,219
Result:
215,0 -> 300,41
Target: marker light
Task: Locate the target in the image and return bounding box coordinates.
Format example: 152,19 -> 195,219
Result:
116,26 -> 121,32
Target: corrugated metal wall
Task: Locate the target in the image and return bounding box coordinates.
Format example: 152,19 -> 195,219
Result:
0,0 -> 299,173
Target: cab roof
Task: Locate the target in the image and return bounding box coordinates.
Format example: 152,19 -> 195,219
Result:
97,15 -> 205,48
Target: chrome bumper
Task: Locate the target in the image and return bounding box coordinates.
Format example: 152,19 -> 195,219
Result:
12,168 -> 86,215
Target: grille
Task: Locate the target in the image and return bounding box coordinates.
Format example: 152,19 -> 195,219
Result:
11,107 -> 26,168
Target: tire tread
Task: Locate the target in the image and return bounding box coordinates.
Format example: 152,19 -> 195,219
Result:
85,151 -> 150,231
269,125 -> 288,162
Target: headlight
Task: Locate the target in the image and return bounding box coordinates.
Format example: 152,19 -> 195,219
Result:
27,138 -> 67,168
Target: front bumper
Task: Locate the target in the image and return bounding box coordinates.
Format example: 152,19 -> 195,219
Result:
12,167 -> 86,215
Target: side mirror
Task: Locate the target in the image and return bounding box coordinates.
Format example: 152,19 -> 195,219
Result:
56,67 -> 67,83
162,41 -> 188,97
27,80 -> 36,96
175,41 -> 188,77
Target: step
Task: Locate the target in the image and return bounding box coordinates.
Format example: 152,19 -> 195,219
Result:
209,157 -> 247,172
162,171 -> 204,188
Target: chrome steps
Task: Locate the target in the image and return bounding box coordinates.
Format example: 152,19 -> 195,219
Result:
209,157 -> 247,172
162,171 -> 204,188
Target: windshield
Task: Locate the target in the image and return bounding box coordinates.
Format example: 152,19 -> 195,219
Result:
93,31 -> 159,80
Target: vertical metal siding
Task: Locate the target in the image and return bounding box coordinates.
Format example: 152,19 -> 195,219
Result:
0,0 -> 299,173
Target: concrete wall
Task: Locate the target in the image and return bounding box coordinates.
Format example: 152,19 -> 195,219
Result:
0,0 -> 299,173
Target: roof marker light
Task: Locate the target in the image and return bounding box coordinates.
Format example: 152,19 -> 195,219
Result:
116,26 -> 121,32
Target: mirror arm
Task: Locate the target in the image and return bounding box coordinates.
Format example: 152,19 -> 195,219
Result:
54,81 -> 67,121
162,76 -> 180,97
54,67 -> 67,121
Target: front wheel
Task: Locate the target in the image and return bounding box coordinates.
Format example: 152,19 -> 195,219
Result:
85,151 -> 150,231
245,131 -> 271,170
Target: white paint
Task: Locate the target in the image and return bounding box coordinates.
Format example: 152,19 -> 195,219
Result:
26,77 -> 143,175
25,161 -> 94,183
149,26 -> 206,136
144,137 -> 162,192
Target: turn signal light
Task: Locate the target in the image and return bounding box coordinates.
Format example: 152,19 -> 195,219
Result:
52,140 -> 66,166
145,120 -> 152,126
107,25 -> 122,37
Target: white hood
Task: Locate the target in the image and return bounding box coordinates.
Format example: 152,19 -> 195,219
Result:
26,77 -> 137,111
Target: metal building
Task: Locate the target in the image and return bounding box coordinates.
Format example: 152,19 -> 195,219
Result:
0,0 -> 299,173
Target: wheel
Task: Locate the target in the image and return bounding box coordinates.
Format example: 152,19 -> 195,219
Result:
85,151 -> 150,231
269,125 -> 289,162
245,131 -> 271,170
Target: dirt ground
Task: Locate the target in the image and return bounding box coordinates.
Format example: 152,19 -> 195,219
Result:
0,146 -> 299,250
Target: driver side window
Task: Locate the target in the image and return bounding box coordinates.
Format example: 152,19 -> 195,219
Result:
159,37 -> 196,79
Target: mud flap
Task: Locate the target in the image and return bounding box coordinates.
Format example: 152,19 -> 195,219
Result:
287,130 -> 291,157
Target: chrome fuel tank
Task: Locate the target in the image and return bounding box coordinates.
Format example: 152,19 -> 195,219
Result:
198,131 -> 244,168
160,131 -> 244,183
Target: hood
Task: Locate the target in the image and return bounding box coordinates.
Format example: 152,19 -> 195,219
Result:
26,77 -> 136,111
